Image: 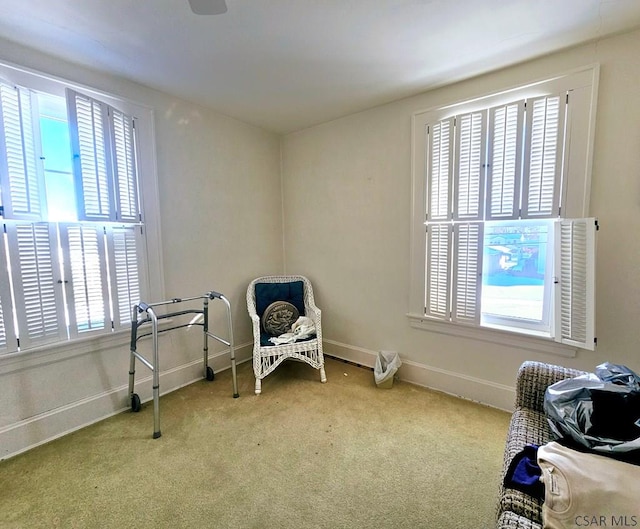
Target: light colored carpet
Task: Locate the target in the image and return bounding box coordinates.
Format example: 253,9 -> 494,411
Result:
0,356 -> 510,528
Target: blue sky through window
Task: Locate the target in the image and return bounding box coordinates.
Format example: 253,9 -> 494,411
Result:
37,93 -> 77,221
481,220 -> 551,323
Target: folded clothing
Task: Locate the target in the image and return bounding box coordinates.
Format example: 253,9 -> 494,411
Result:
538,441 -> 640,529
503,444 -> 543,500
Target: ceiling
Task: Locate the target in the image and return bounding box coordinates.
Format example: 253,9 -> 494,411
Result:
1,0 -> 640,134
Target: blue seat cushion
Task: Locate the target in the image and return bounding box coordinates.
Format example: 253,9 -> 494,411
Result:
255,281 -> 305,318
255,281 -> 307,347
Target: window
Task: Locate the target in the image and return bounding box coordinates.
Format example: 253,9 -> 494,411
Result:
409,67 -> 598,352
0,70 -> 153,356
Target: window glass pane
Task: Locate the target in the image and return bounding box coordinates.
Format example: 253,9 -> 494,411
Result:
37,93 -> 77,221
43,169 -> 76,221
481,220 -> 552,323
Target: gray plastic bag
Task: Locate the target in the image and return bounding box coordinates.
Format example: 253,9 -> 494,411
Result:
374,350 -> 401,389
544,362 -> 640,457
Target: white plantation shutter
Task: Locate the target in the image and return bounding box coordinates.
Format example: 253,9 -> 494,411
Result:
110,110 -> 139,222
0,70 -> 151,354
68,89 -> 141,224
108,225 -> 142,330
554,218 -> 596,350
59,223 -> 110,336
67,89 -> 114,221
454,111 -> 486,220
0,82 -> 44,220
452,223 -> 483,324
425,224 -> 451,319
413,68 -> 597,346
427,119 -> 453,221
486,100 -> 524,220
522,95 -> 565,218
0,290 -> 14,355
0,234 -> 18,354
6,222 -> 67,349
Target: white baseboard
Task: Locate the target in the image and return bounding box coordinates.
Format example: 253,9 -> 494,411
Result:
0,344 -> 251,461
323,339 -> 515,412
3,339 -> 514,461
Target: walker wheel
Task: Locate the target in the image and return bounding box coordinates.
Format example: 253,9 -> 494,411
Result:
131,393 -> 142,412
206,366 -> 215,381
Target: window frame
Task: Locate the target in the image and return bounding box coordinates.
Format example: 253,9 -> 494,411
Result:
409,65 -> 599,356
0,59 -> 164,362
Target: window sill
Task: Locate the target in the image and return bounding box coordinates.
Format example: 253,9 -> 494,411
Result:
0,330 -> 131,375
0,319 -> 175,376
406,313 -> 577,358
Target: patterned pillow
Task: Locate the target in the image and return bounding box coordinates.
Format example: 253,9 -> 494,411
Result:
261,301 -> 299,336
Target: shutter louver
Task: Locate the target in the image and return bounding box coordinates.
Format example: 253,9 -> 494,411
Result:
6,222 -> 66,349
522,96 -> 565,218
0,83 -> 43,220
426,224 -> 451,319
60,223 -> 110,336
555,218 -> 596,350
109,225 -> 141,329
427,119 -> 453,221
452,223 -> 483,324
111,110 -> 139,221
67,90 -> 113,221
454,111 -> 486,220
487,101 -> 524,220
0,232 -> 18,354
0,296 -> 8,354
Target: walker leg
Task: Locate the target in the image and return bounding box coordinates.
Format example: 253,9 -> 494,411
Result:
203,298 -> 211,380
220,294 -> 239,398
128,350 -> 137,409
152,383 -> 161,439
230,345 -> 239,398
128,317 -> 138,409
151,313 -> 161,439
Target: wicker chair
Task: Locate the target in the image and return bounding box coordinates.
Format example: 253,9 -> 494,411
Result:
246,275 -> 327,394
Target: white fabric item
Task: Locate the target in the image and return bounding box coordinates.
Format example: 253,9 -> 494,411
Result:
537,441 -> 640,529
269,316 -> 316,345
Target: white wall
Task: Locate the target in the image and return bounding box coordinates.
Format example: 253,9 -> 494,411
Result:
0,38 -> 283,458
282,28 -> 640,409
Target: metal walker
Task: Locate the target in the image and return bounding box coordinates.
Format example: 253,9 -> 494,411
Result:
128,290 -> 239,438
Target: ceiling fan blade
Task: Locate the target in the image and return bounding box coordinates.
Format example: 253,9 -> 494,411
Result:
188,0 -> 227,15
